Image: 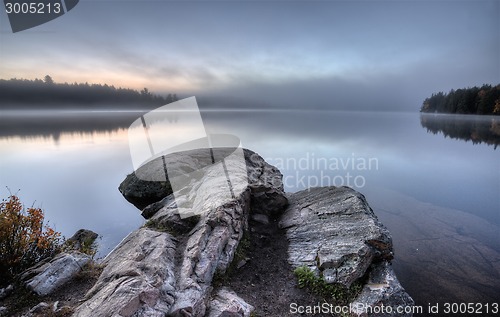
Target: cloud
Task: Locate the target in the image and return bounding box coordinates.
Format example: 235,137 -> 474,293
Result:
0,0 -> 498,107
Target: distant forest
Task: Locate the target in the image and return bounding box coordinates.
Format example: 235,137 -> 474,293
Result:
420,84 -> 500,115
0,76 -> 177,108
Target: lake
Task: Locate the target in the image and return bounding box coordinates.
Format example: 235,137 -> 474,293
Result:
0,108 -> 498,313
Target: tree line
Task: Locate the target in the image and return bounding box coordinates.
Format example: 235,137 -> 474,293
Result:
0,76 -> 178,108
420,84 -> 500,115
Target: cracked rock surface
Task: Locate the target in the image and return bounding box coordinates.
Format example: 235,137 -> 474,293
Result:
280,186 -> 414,316
72,228 -> 177,317
75,149 -> 287,317
21,252 -> 91,297
73,149 -> 413,317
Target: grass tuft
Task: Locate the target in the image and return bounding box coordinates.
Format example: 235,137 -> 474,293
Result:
293,265 -> 363,305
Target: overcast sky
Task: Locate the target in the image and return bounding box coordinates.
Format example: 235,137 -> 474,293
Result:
0,0 -> 498,111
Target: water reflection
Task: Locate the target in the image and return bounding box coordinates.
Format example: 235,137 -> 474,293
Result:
0,109 -> 498,312
0,110 -> 144,142
0,121 -> 144,258
420,113 -> 500,149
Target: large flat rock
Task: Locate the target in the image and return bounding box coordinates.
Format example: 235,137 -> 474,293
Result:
280,186 -> 414,316
22,252 -> 91,296
280,186 -> 393,287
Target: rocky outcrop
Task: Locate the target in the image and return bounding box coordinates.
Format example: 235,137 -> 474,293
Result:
75,149 -> 287,317
21,252 -> 91,296
73,148 -> 412,317
279,186 -> 414,316
120,148 -> 287,217
72,228 -> 177,317
167,191 -> 252,316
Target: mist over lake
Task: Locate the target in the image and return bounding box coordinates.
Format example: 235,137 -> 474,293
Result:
0,106 -> 498,312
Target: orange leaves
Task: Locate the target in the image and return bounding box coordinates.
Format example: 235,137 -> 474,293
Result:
0,195 -> 63,282
36,226 -> 61,250
494,98 -> 500,114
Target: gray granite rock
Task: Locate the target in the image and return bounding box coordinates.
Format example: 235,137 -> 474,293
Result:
22,252 -> 91,296
119,169 -> 172,210
119,149 -> 287,219
350,261 -> 415,317
76,148 -> 287,317
280,186 -> 393,287
76,149 -> 413,317
279,186 -> 414,316
245,150 -> 288,217
207,288 -> 254,317
72,228 -> 177,317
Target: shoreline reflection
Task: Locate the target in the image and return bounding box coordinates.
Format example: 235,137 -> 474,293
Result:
420,113 -> 500,149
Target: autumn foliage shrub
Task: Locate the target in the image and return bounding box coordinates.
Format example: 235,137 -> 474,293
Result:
0,195 -> 63,285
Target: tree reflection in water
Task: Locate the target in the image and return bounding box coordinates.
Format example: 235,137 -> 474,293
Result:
420,114 -> 500,149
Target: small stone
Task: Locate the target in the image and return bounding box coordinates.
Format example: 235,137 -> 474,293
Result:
55,306 -> 73,315
52,301 -> 59,312
350,262 -> 414,316
65,229 -> 98,251
251,213 -> 269,225
236,258 -> 249,269
29,302 -> 49,314
0,285 -> 13,299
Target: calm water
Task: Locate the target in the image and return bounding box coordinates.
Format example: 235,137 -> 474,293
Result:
0,108 -> 499,310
